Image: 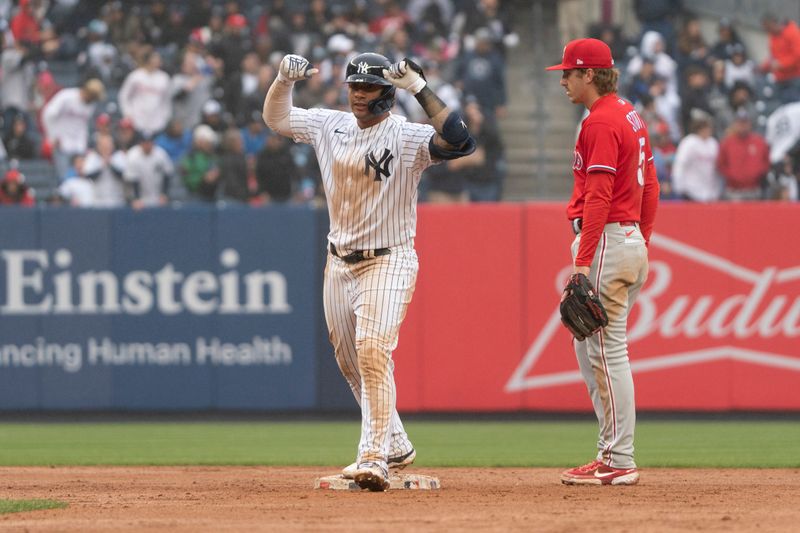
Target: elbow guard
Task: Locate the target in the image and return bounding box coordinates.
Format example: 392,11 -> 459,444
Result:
429,135 -> 477,160
441,111 -> 470,147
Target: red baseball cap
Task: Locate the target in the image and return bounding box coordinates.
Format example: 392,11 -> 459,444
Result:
226,14 -> 247,28
546,38 -> 614,70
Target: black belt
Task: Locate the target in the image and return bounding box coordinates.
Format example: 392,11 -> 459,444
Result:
570,218 -> 638,235
329,243 -> 391,264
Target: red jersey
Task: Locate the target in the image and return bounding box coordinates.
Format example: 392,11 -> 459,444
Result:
567,94 -> 659,266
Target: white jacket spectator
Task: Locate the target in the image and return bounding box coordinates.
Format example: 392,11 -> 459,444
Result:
58,154 -> 96,207
170,51 -> 213,130
118,50 -> 172,136
627,31 -> 678,94
83,133 -> 127,208
124,137 -> 174,208
765,102 -> 800,165
41,79 -> 106,178
1,40 -> 36,118
672,123 -> 722,202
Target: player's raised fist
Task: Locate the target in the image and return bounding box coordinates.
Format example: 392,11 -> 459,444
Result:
382,58 -> 427,95
278,54 -> 318,82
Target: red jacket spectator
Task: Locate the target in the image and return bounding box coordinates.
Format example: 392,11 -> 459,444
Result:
716,115 -> 770,191
10,0 -> 41,44
762,18 -> 800,82
0,170 -> 35,206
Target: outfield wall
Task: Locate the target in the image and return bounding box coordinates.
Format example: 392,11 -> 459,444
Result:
0,203 -> 797,412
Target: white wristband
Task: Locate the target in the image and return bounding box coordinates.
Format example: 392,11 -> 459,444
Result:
408,78 -> 427,95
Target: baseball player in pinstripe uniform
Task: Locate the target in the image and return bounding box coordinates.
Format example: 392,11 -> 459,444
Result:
547,39 -> 659,485
263,52 -> 475,491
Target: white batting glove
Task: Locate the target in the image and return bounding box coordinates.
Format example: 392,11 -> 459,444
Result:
383,60 -> 427,95
278,54 -> 319,82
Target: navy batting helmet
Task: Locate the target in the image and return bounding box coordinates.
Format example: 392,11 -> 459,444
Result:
344,52 -> 396,115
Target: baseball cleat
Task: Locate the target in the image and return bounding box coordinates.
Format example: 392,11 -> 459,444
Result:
342,448 -> 416,479
560,459 -> 640,486
353,462 -> 390,492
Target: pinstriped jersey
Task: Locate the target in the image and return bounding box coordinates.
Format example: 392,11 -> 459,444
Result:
567,94 -> 655,222
290,108 -> 435,253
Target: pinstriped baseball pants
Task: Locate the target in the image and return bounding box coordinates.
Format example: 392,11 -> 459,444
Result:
323,246 -> 418,467
571,223 -> 649,469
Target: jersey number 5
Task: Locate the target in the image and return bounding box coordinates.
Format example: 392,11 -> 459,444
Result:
636,136 -> 646,187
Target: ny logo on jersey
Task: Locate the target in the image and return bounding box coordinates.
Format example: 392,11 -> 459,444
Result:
364,148 -> 394,181
357,61 -> 370,74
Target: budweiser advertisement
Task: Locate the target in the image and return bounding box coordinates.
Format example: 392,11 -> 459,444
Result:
394,203 -> 800,412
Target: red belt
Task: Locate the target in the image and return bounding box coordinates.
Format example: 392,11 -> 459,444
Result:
618,221 -> 637,226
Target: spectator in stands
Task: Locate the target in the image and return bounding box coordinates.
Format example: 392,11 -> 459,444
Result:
79,19 -> 118,85
455,27 -> 507,118
556,0 -> 589,48
201,99 -> 229,134
171,50 -> 214,131
83,132 -> 127,208
58,154 -> 96,207
650,122 -> 677,199
422,161 -> 468,203
0,137 -> 7,170
3,114 -> 37,159
93,113 -> 113,140
676,15 -> 710,73
627,31 -> 678,94
590,23 -> 629,68
217,127 -> 249,203
118,48 -> 172,136
10,0 -> 41,45
1,35 -> 37,138
761,14 -> 800,105
625,58 -> 657,105
457,0 -> 517,57
672,113 -> 721,202
180,124 -> 219,203
255,133 -> 295,204
114,117 -> 139,152
240,112 -> 268,160
124,132 -> 174,209
213,13 -> 252,78
41,78 -> 105,179
0,169 -> 35,206
710,18 -> 744,62
224,52 -> 263,127
633,0 -> 682,55
716,110 -> 770,201
155,118 -> 192,165
723,44 -> 755,91
766,102 -> 800,169
715,81 -> 757,139
648,77 -> 682,143
460,97 -> 505,202
765,152 -> 799,201
680,65 -> 714,135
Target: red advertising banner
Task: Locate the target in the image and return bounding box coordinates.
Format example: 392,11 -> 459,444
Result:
394,202 -> 800,412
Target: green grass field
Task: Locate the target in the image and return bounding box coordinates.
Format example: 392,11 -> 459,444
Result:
0,420 -> 798,468
0,499 -> 67,515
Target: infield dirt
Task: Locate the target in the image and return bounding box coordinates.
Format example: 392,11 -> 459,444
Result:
1,466 -> 798,531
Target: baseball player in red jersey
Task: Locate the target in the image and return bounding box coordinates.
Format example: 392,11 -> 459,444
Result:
263,52 -> 475,491
547,38 -> 659,485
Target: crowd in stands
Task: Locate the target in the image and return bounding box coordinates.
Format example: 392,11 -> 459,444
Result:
577,0 -> 800,201
0,0 -> 798,207
0,0 -> 515,207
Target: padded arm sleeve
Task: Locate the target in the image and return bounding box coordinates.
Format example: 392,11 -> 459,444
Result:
262,78 -> 294,138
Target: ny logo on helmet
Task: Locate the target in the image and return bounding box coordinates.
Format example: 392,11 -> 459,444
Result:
364,148 -> 393,181
358,61 -> 370,74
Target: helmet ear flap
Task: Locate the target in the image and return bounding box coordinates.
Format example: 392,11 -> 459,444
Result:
367,86 -> 396,115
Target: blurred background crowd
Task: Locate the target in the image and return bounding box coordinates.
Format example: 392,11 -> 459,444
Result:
0,0 -> 798,208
